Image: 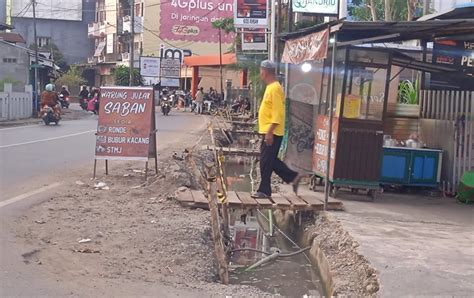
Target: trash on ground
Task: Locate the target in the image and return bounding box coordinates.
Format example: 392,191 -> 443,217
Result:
132,169 -> 146,174
34,220 -> 46,224
74,248 -> 100,254
75,181 -> 85,186
94,182 -> 107,190
78,238 -> 92,244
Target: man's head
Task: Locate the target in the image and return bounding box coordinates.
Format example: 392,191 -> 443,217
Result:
82,86 -> 87,90
200,87 -> 204,92
260,60 -> 276,84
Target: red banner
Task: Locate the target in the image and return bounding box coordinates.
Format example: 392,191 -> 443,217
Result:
313,115 -> 338,179
282,29 -> 329,64
95,87 -> 155,161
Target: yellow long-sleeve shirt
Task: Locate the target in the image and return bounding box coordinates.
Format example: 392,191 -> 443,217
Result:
258,81 -> 285,136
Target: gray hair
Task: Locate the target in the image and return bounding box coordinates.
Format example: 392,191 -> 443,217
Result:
260,60 -> 276,70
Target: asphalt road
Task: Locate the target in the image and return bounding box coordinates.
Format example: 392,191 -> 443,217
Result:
0,105 -> 204,201
0,105 -> 206,297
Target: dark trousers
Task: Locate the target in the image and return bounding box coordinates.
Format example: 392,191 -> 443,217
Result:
257,135 -> 298,196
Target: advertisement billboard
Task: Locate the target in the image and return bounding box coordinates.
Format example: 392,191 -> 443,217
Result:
292,0 -> 339,14
140,56 -> 161,77
234,0 -> 268,28
159,0 -> 234,43
241,29 -> 267,51
95,87 -> 155,161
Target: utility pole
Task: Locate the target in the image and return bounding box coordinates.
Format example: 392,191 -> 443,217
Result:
218,28 -> 224,99
269,0 -> 276,62
129,0 -> 135,86
32,0 -> 40,115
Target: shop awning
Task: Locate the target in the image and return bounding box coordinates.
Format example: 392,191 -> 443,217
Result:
280,19 -> 474,44
183,53 -> 237,67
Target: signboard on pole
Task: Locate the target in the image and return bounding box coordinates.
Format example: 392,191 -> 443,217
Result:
95,86 -> 156,162
160,58 -> 181,78
242,29 -> 267,51
292,0 -> 339,15
282,29 -> 329,64
234,0 -> 269,28
313,115 -> 338,179
140,56 -> 161,77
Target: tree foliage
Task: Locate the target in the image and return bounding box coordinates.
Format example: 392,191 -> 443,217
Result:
54,66 -> 87,96
113,65 -> 143,86
349,0 -> 422,21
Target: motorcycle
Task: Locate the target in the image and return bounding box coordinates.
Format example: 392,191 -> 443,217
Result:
59,94 -> 70,109
40,104 -> 61,125
161,99 -> 171,116
86,96 -> 99,114
80,97 -> 88,110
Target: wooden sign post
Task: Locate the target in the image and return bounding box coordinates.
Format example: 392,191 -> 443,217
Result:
93,86 -> 158,179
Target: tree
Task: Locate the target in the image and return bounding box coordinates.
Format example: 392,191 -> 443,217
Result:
54,66 -> 86,96
113,65 -> 143,86
350,0 -> 419,21
29,42 -> 67,70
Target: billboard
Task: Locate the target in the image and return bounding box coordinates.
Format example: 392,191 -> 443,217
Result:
292,0 -> 339,14
242,29 -> 267,51
95,87 -> 155,161
234,0 -> 268,28
140,56 -> 161,77
159,0 -> 234,43
12,0 -> 83,21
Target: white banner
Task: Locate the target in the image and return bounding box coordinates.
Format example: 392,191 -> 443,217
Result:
292,0 -> 339,14
140,56 -> 161,77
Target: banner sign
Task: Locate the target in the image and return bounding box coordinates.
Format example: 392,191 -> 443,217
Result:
431,39 -> 474,90
161,78 -> 180,87
160,0 -> 234,43
234,0 -> 268,28
95,87 -> 155,161
313,115 -> 338,179
282,29 -> 329,64
242,29 -> 267,51
292,0 -> 339,14
160,58 -> 181,78
140,56 -> 161,77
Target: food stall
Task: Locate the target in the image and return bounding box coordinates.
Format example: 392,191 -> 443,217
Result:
280,20 -> 474,200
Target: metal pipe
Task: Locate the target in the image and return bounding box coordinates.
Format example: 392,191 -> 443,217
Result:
129,0 -> 135,86
32,0 -> 39,116
268,209 -> 273,236
324,35 -> 338,210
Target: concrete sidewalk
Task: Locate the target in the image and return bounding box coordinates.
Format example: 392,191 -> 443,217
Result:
326,190 -> 474,297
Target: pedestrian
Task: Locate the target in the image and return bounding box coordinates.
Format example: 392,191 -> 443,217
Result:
195,87 -> 204,114
251,60 -> 301,199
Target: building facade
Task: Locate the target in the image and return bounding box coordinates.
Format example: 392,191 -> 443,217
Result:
87,0 -> 144,86
10,0 -> 95,66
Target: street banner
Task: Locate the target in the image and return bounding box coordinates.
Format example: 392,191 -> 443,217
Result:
313,115 -> 338,179
140,56 -> 161,77
234,0 -> 268,28
281,29 -> 329,64
241,29 -> 267,51
95,86 -> 156,162
160,58 -> 181,78
292,0 -> 339,14
159,0 -> 234,43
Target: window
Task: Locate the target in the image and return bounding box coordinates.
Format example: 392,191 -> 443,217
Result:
135,3 -> 142,16
36,37 -> 50,48
3,58 -> 17,63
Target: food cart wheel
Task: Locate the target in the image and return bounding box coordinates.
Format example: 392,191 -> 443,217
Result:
351,188 -> 359,194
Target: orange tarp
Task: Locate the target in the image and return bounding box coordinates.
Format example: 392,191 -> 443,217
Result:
184,53 -> 237,67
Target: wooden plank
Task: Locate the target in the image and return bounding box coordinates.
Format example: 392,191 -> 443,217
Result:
299,195 -> 325,207
281,193 -> 308,208
236,192 -> 258,207
226,191 -> 243,208
270,194 -> 292,208
316,197 -> 344,210
177,190 -> 195,203
191,191 -> 209,205
255,198 -> 273,208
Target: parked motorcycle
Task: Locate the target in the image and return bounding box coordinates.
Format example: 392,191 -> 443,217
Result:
40,104 -> 61,125
58,94 -> 70,109
161,99 -> 171,116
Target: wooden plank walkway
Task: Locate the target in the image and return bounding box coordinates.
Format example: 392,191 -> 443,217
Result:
176,190 -> 343,211
202,145 -> 260,156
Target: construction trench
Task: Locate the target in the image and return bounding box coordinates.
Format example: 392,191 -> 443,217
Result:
180,116 -> 380,297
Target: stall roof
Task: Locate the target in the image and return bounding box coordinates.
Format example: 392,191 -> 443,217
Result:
418,3 -> 474,21
183,53 -> 237,67
280,19 -> 474,44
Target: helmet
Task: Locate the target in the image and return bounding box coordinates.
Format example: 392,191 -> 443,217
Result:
45,84 -> 54,92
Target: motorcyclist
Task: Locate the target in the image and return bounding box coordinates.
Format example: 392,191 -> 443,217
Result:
60,86 -> 70,98
40,83 -> 61,118
79,86 -> 89,99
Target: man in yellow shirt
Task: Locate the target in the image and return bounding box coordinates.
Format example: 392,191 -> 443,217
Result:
252,60 -> 300,198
